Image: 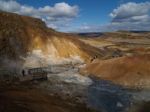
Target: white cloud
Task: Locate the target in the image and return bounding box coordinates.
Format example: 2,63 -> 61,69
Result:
0,0 -> 79,31
0,0 -> 21,12
108,2 -> 150,31
39,2 -> 78,18
110,2 -> 150,23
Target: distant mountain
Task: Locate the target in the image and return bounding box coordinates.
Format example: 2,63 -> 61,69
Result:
117,30 -> 150,33
76,31 -> 150,39
99,31 -> 150,39
76,32 -> 104,38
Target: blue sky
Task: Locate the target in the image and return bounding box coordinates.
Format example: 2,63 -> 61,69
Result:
17,0 -> 115,23
0,0 -> 150,32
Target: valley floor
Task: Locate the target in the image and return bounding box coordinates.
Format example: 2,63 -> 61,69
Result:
0,65 -> 150,112
0,82 -> 95,112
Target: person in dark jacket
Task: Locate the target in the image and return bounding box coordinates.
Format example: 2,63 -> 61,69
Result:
22,69 -> 25,76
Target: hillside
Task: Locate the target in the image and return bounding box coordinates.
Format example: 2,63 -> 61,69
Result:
80,54 -> 150,89
0,11 -> 104,68
100,31 -> 150,39
79,31 -> 150,60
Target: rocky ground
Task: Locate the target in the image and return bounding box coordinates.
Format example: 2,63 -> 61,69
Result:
0,65 -> 150,112
0,82 -> 96,112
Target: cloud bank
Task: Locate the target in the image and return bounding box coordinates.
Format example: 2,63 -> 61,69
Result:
0,0 -> 79,30
110,2 -> 150,23
77,2 -> 150,32
109,2 -> 150,31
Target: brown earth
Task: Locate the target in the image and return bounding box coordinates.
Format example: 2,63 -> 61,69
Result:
0,11 -> 103,64
80,54 -> 150,89
0,83 -> 96,112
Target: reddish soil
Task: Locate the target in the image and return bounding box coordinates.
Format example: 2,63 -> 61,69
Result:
80,54 -> 150,89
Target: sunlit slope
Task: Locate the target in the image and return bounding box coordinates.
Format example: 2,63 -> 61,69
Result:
0,11 -> 104,66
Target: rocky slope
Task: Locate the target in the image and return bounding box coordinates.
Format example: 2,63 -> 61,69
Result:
0,11 -> 103,68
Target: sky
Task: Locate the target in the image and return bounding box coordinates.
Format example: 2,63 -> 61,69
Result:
0,0 -> 150,32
